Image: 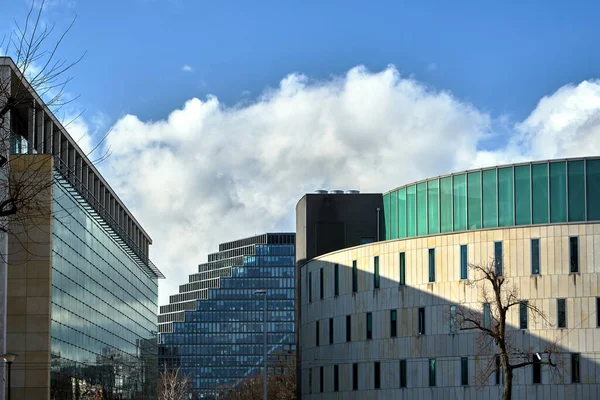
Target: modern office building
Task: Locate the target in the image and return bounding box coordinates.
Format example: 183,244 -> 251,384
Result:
298,158 -> 600,399
1,57 -> 163,400
158,233 -> 296,399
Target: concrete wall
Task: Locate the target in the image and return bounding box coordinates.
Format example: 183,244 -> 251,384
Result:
6,155 -> 53,400
300,223 -> 600,399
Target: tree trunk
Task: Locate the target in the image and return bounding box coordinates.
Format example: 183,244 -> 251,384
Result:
502,367 -> 513,400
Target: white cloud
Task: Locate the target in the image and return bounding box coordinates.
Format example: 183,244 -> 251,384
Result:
95,66 -> 600,306
181,65 -> 194,72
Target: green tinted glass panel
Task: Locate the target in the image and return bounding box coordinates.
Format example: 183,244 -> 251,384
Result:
398,188 -> 407,238
550,161 -> 567,223
407,185 -> 417,237
514,165 -> 531,225
498,167 -> 514,227
440,177 -> 453,233
532,163 -> 549,224
390,190 -> 398,238
467,172 -> 482,230
482,169 -> 497,228
567,161 -> 585,222
453,174 -> 467,231
417,182 -> 427,236
587,159 -> 600,221
383,193 -> 391,240
428,180 -> 440,234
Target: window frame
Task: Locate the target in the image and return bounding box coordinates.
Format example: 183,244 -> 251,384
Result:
399,359 -> 407,388
418,307 -> 425,335
346,314 -> 351,342
366,312 -> 373,340
557,298 -> 567,328
531,238 -> 540,275
428,248 -> 436,283
399,252 -> 406,286
569,236 -> 579,273
460,244 -> 468,280
319,366 -> 324,393
352,363 -> 358,391
334,364 -> 339,392
320,268 -> 324,300
374,256 -> 380,289
461,357 -> 469,386
483,303 -> 492,329
429,358 -> 436,387
352,260 -> 358,293
519,301 -> 528,330
334,263 -> 339,297
532,353 -> 541,384
494,241 -> 503,276
571,353 -> 580,383
374,361 -> 381,389
329,317 -> 334,345
390,309 -> 397,338
316,320 -> 320,347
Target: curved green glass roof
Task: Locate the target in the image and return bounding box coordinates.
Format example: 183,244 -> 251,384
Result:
382,157 -> 600,240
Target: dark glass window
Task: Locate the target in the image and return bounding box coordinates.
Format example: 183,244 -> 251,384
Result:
417,182 -> 427,236
428,179 -> 440,234
308,271 -> 312,303
367,312 -> 373,340
550,161 -> 567,222
309,367 -> 313,393
320,366 -> 324,392
571,354 -> 580,383
320,268 -> 324,299
520,301 -> 528,329
374,256 -> 380,289
429,359 -> 436,387
515,164 -> 531,225
483,303 -> 492,329
334,263 -> 339,296
352,260 -> 358,293
334,365 -> 339,392
374,362 -> 381,389
482,169 -> 498,228
453,174 -> 467,231
531,238 -> 540,275
352,363 -> 358,390
450,305 -> 457,333
498,167 -> 514,227
399,252 -> 406,285
570,237 -> 579,273
390,310 -> 397,337
460,244 -> 468,279
346,315 -> 351,342
587,159 -> 600,220
494,241 -> 503,276
568,161 -> 585,222
398,188 -> 407,238
533,354 -> 541,384
329,318 -> 334,344
428,248 -> 436,282
418,307 -> 425,335
597,298 -> 600,328
467,171 -> 482,229
461,357 -> 469,385
399,359 -> 407,388
316,320 -> 320,346
558,299 -> 567,328
407,185 -> 417,237
495,355 -> 501,385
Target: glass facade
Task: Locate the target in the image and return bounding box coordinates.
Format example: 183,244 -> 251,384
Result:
382,158 -> 600,240
158,233 -> 295,399
52,177 -> 159,399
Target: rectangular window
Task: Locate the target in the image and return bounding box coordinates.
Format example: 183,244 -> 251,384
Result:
334,263 -> 339,296
467,171 -> 482,230
399,252 -> 406,286
407,185 -> 417,237
346,315 -> 351,342
570,237 -> 579,273
440,176 -> 453,233
320,268 -> 324,299
352,363 -> 358,391
390,189 -> 398,238
461,357 -> 469,386
498,167 -> 514,227
428,179 -> 440,234
320,366 -> 324,392
483,303 -> 492,329
374,362 -> 381,389
550,161 -> 567,223
308,271 -> 312,303
374,256 -> 380,289
597,297 -> 600,328
316,321 -> 320,346
384,193 -> 391,239
367,312 -> 373,340
453,174 -> 467,231
482,169 -> 498,228
515,164 -> 532,225
398,188 -> 407,238
429,359 -> 436,387
568,160 -> 585,222
495,355 -> 501,385
520,301 -> 528,329
334,365 -> 339,392
399,359 -> 407,388
531,238 -> 540,275
532,163 -> 549,224
428,248 -> 436,283
417,182 -> 428,235
571,353 -> 580,383
418,307 -> 425,335
352,260 -> 358,293
558,299 -> 567,328
390,310 -> 397,337
329,318 -> 334,344
533,354 -> 541,384
460,244 -> 468,279
309,367 -> 313,393
588,159 -> 600,220
494,241 -> 503,276
450,305 -> 457,333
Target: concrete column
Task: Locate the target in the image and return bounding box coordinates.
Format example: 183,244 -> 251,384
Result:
44,119 -> 53,154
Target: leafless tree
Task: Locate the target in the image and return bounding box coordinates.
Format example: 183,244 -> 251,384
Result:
158,366 -> 191,400
451,257 -> 562,400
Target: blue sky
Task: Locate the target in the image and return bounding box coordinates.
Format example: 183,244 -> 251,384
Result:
3,0 -> 600,303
